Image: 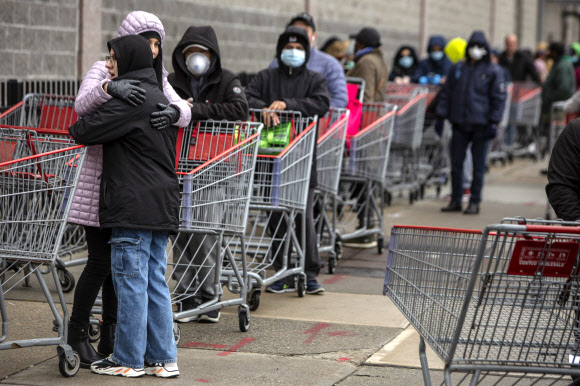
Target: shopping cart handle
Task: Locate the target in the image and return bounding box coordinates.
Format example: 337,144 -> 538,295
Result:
524,224 -> 580,234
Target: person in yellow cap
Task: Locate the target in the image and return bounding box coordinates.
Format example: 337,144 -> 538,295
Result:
445,37 -> 467,64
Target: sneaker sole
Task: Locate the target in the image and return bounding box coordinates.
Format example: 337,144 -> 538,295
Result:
145,368 -> 180,378
306,288 -> 325,295
343,241 -> 377,249
91,366 -> 144,378
176,315 -> 198,323
197,315 -> 220,323
265,287 -> 296,294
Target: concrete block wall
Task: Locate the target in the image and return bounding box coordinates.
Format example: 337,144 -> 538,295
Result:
1,0 -> 78,81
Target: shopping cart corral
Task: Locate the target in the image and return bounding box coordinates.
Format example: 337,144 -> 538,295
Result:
0,129 -> 86,377
315,108 -> 348,273
335,103 -> 396,255
384,221 -> 580,385
168,120 -> 262,334
384,87 -> 428,204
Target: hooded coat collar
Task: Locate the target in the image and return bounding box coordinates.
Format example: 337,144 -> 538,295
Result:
107,35 -> 158,85
465,30 -> 491,63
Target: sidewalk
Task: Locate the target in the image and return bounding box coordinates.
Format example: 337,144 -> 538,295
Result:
1,158 -> 570,385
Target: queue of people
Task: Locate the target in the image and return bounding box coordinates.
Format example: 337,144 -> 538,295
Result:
64,8 -> 579,378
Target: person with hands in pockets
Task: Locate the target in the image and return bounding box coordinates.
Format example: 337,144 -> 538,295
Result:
437,30 -> 507,215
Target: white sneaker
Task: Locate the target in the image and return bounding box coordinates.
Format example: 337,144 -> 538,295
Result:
91,357 -> 144,377
144,362 -> 180,378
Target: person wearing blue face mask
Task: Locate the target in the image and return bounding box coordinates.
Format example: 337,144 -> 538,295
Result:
413,35 -> 452,85
246,26 -> 330,295
389,45 -> 419,84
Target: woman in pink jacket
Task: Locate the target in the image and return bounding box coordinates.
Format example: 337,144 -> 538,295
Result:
68,10 -> 191,368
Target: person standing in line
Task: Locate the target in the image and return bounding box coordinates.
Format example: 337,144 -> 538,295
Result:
269,12 -> 347,109
246,26 -> 330,295
347,26 -> 388,102
499,34 -> 541,83
413,35 -> 452,85
67,10 -> 190,367
389,45 -> 419,84
437,31 -> 507,215
167,25 -> 249,323
70,35 -> 180,378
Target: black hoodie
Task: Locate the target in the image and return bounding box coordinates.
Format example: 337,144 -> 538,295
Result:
245,26 -> 330,118
69,35 -> 180,233
168,25 -> 248,121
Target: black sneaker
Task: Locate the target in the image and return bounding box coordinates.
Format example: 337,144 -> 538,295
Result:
266,280 -> 296,293
91,357 -> 144,377
441,201 -> 462,212
176,299 -> 200,323
343,235 -> 377,249
197,309 -> 220,323
306,280 -> 325,294
144,362 -> 180,378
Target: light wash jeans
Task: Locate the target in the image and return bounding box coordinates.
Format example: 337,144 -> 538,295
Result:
109,228 -> 176,368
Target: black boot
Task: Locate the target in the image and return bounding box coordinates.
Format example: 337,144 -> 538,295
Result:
97,323 -> 116,357
463,203 -> 480,215
441,201 -> 462,212
67,323 -> 102,368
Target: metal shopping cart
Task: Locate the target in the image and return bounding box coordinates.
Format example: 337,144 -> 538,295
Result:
224,109 -> 316,311
384,85 -> 428,204
0,128 -> 86,377
508,81 -> 542,161
384,220 -> 580,385
168,120 -> 262,334
335,103 -> 396,255
487,82 -> 514,167
314,108 -> 348,273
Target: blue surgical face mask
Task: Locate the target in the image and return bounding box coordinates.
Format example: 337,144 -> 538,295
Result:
398,56 -> 414,68
281,49 -> 306,68
430,51 -> 444,61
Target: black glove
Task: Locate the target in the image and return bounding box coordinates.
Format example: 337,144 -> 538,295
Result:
484,123 -> 498,139
107,79 -> 146,106
150,103 -> 180,130
434,118 -> 444,136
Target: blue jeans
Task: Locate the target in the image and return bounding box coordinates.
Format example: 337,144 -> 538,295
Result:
109,228 -> 176,368
450,127 -> 490,205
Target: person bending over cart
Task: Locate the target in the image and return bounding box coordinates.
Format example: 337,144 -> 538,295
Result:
70,35 -> 180,378
246,26 -> 330,294
167,25 -> 249,324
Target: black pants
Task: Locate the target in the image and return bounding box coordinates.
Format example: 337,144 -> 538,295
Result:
70,226 -> 117,327
269,187 -> 321,281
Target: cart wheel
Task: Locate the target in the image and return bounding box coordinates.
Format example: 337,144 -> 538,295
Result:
385,192 -> 392,206
88,323 -> 101,342
328,257 -> 336,274
248,290 -> 261,311
335,241 -> 343,261
420,185 -> 425,200
377,236 -> 384,255
297,274 -> 306,297
173,323 -> 181,345
436,185 -> 441,198
238,306 -> 250,332
409,191 -> 414,205
58,350 -> 80,377
60,271 -> 75,293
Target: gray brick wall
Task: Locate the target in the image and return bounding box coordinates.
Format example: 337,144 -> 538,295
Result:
1,0 -> 78,81
0,0 -> 574,83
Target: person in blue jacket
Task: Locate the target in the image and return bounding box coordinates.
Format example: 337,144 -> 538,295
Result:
414,35 -> 452,85
437,30 -> 507,215
269,12 -> 347,108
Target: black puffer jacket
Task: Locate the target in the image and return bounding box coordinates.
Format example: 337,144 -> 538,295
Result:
168,25 -> 248,121
69,35 -> 180,233
546,119 -> 580,221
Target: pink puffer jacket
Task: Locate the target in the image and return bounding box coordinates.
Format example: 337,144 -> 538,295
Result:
68,11 -> 191,227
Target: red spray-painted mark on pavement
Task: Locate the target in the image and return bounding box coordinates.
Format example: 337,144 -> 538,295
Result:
326,331 -> 357,337
183,342 -> 229,349
322,274 -> 348,285
196,379 -> 210,383
337,358 -> 351,362
303,322 -> 332,343
218,337 -> 255,356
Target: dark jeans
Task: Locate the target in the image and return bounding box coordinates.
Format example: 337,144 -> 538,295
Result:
269,187 -> 321,281
450,127 -> 490,205
70,226 -> 117,328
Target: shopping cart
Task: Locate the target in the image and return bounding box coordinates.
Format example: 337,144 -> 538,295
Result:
487,82 -> 514,167
168,120 -> 262,334
335,103 -> 396,255
0,128 -> 86,377
384,221 -> 580,385
508,81 -> 542,160
224,109 -> 316,311
384,86 -> 428,204
314,108 -> 348,273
